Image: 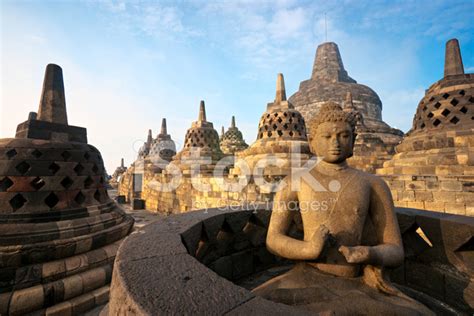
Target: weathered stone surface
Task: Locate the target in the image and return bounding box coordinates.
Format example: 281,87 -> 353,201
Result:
0,64 -> 134,315
289,42 -> 403,172
108,207 -> 474,314
378,38 -> 474,216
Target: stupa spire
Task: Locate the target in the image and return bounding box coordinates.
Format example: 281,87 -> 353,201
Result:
121,158 -> 124,168
160,118 -> 167,135
147,129 -> 153,145
37,64 -> 68,124
311,42 -> 355,83
198,100 -> 207,122
221,126 -> 225,136
444,38 -> 464,77
231,116 -> 236,128
275,73 -> 287,103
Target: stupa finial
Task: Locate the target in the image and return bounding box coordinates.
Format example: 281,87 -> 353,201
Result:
37,64 -> 68,124
198,100 -> 207,122
275,73 -> 287,103
444,38 -> 464,77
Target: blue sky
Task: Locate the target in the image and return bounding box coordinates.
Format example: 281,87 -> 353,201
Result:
1,0 -> 473,173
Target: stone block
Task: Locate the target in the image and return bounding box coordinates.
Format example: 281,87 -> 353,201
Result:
444,203 -> 466,215
9,284 -> 44,315
406,201 -> 425,209
455,192 -> 474,203
132,199 -> 145,210
115,195 -> 126,204
63,274 -> 84,300
423,201 -> 445,212
432,191 -> 457,202
414,191 -> 433,202
70,292 -> 95,314
405,261 -> 444,301
401,190 -> 415,201
440,180 -> 463,192
231,249 -> 254,280
211,256 -> 233,280
93,286 -> 109,306
445,274 -> 473,312
405,181 -> 426,190
45,301 -> 72,316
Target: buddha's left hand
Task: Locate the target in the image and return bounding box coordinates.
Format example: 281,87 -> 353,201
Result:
338,245 -> 371,264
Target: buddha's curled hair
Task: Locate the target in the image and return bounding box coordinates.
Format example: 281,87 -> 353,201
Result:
309,102 -> 357,134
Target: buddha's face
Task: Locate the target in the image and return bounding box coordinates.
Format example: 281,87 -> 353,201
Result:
311,121 -> 354,163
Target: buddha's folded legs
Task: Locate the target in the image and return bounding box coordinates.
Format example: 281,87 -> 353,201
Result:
252,263 -> 433,316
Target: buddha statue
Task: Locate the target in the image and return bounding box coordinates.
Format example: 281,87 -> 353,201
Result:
253,103 -> 433,315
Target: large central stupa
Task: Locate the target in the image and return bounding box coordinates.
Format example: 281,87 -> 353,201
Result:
289,42 -> 404,172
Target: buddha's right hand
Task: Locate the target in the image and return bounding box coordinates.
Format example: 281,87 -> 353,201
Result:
307,225 -> 330,258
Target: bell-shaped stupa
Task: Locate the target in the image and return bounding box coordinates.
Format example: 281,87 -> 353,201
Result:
235,73 -> 311,178
173,101 -> 223,175
0,64 -> 134,315
289,42 -> 404,172
220,116 -> 248,155
377,39 -> 474,215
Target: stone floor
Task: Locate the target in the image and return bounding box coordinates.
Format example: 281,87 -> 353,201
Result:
108,189 -> 165,228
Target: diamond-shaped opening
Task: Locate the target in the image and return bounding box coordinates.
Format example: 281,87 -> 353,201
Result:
74,191 -> 86,204
289,131 -> 294,137
433,102 -> 441,109
450,98 -> 459,106
441,109 -> 451,117
283,123 -> 288,129
30,177 -> 45,190
277,117 -> 283,123
455,236 -> 474,252
9,193 -> 27,211
74,163 -> 85,175
402,224 -> 432,257
6,149 -> 17,159
415,227 -> 433,247
459,89 -> 465,96
94,189 -> 101,202
433,119 -> 441,127
49,162 -> 60,175
92,164 -> 99,174
15,161 -> 31,175
450,116 -> 460,124
427,112 -> 434,118
460,106 -> 468,114
442,93 -> 449,99
420,123 -> 425,129
267,131 -> 272,137
61,151 -> 71,161
273,113 -> 278,117
31,149 -> 42,158
272,124 -> 277,130
84,152 -> 90,160
469,97 -> 474,103
44,192 -> 59,208
422,106 -> 427,112
288,118 -> 293,123
60,176 -> 73,189
0,177 -> 14,192
428,96 -> 435,102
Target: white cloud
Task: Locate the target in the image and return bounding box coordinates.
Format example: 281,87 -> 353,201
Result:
95,1 -> 203,41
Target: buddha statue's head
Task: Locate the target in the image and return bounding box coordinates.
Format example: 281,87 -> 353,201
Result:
309,102 -> 357,163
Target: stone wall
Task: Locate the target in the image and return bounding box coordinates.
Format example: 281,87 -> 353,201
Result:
108,206 -> 474,315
